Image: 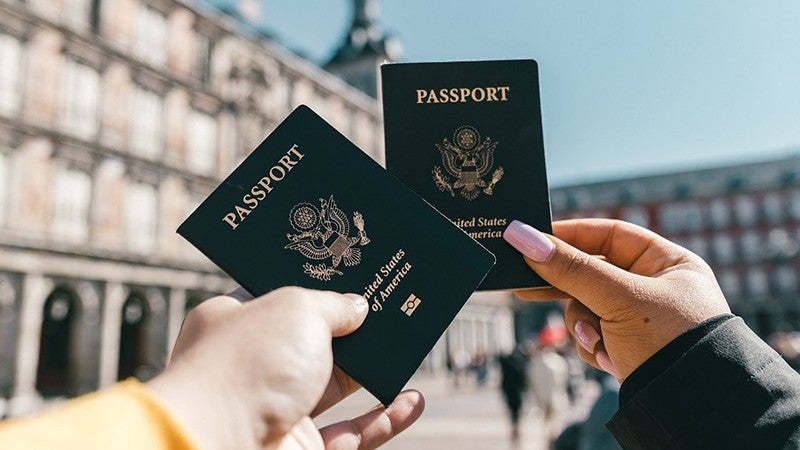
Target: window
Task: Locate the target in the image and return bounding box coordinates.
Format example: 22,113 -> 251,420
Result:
135,7 -> 167,67
734,195 -> 758,226
0,35 -> 22,116
765,228 -> 798,261
746,268 -> 768,297
194,33 -> 212,84
718,270 -> 741,298
51,167 -> 91,242
660,204 -> 684,233
125,182 -> 157,251
64,0 -> 91,30
687,236 -> 709,260
186,111 -> 217,175
685,203 -> 703,231
712,233 -> 736,264
790,189 -> 800,221
774,265 -> 797,294
59,60 -> 100,139
708,199 -> 730,229
739,231 -> 761,262
621,206 -> 649,228
129,88 -> 163,158
762,192 -> 785,224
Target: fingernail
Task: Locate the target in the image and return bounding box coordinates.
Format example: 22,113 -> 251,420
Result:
345,293 -> 368,314
503,220 -> 555,263
596,351 -> 620,380
575,320 -> 601,353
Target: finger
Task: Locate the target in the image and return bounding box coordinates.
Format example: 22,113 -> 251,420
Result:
311,366 -> 362,418
265,287 -> 369,337
563,299 -> 602,354
552,219 -> 686,274
280,417 -> 324,450
504,220 -> 641,318
319,390 -> 425,450
596,350 -> 622,381
192,295 -> 242,315
514,287 -> 570,301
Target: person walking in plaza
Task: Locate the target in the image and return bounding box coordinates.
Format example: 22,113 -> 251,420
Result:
498,345 -> 528,444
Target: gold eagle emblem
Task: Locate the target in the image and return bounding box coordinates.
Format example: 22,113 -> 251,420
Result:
433,126 -> 504,200
285,196 -> 369,281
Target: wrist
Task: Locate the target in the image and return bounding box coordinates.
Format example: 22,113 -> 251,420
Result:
147,366 -> 257,450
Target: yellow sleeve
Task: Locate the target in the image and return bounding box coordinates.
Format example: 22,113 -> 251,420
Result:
0,379 -> 201,450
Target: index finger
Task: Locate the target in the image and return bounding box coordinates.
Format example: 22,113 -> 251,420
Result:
553,219 -> 684,275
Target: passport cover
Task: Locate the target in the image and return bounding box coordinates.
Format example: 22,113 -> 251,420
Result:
177,105 -> 495,405
381,59 -> 553,291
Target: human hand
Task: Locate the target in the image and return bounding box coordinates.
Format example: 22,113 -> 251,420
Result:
504,218 -> 731,382
147,286 -> 425,450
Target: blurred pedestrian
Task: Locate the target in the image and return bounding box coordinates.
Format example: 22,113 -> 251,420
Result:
471,349 -> 490,388
498,345 -> 528,443
529,326 -> 569,421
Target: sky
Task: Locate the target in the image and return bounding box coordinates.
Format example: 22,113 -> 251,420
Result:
251,1 -> 800,186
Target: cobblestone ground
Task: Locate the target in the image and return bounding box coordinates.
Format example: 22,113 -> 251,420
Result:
314,374 -> 599,450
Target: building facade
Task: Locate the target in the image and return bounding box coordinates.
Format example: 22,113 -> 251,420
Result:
550,155 -> 800,338
0,0 -> 514,416
0,0 -> 385,417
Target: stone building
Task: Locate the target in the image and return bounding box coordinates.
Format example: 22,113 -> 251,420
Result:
0,0 -> 383,417
0,0 -> 514,416
550,155 -> 800,338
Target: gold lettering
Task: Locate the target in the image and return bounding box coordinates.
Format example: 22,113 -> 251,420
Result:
222,213 -> 238,230
415,86 -> 511,104
251,186 -> 266,201
498,86 -> 510,100
243,194 -> 258,209
235,205 -> 251,220
459,88 -> 470,102
439,88 -> 450,103
221,144 -> 305,230
471,87 -> 486,102
269,166 -> 286,181
288,145 -> 305,160
258,177 -> 273,193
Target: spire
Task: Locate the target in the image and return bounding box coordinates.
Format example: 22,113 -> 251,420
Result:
325,0 -> 402,97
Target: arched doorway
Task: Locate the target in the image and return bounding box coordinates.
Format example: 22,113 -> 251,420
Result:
117,293 -> 149,381
36,288 -> 79,397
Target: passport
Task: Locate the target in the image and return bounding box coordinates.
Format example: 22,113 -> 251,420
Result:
177,105 -> 495,405
381,59 -> 553,291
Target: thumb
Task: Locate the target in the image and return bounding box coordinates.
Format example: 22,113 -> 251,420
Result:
295,288 -> 370,337
503,220 -> 639,318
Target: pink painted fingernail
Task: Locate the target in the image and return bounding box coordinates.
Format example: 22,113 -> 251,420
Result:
596,351 -> 621,380
503,220 -> 555,263
575,320 -> 601,353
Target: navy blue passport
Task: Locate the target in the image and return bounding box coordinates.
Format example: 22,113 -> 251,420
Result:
381,60 -> 553,291
177,105 -> 495,405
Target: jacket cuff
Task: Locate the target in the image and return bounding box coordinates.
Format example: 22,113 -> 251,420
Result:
607,317 -> 785,448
